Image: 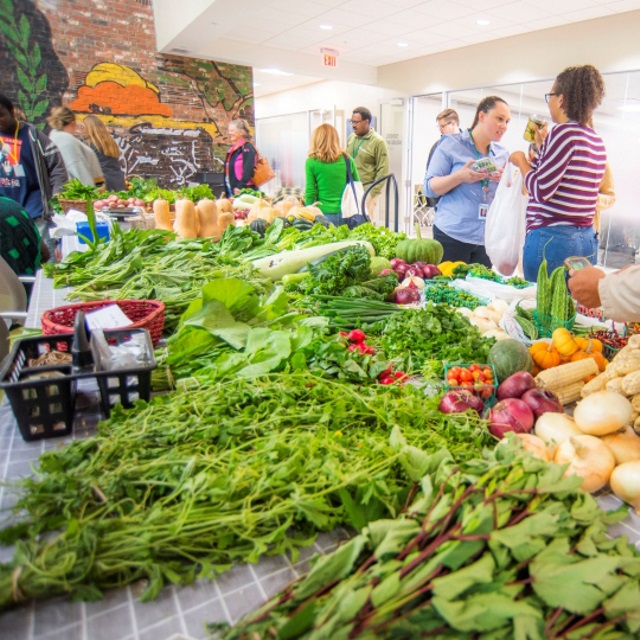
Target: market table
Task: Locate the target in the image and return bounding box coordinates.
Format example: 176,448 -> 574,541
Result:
2,253 -> 640,639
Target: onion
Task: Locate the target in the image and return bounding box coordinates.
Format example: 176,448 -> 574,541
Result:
395,288 -> 420,305
421,264 -> 442,280
488,398 -> 534,438
554,435 -> 615,493
438,389 -> 484,414
514,433 -> 552,461
601,427 -> 640,465
398,276 -> 425,290
496,371 -> 536,401
520,388 -> 563,419
534,412 -> 582,448
574,391 -> 633,436
610,461 -> 640,514
389,258 -> 407,269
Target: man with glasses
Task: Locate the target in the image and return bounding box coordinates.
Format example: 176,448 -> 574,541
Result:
346,106 -> 389,221
425,109 -> 460,208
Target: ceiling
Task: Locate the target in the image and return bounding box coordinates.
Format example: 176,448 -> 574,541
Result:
154,0 -> 640,97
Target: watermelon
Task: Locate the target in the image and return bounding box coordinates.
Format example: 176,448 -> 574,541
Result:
488,338 -> 533,383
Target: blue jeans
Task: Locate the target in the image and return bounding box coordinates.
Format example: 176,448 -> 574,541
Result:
523,225 -> 597,282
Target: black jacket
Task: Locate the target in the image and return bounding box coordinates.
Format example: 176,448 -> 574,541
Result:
224,142 -> 256,196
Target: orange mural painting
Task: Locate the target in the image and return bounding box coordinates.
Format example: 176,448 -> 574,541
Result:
70,62 -> 173,117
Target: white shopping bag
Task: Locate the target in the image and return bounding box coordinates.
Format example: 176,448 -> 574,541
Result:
485,164 -> 528,276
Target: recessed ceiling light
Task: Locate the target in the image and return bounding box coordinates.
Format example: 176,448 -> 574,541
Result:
397,42 -> 408,47
258,68 -> 294,76
476,18 -> 491,26
319,24 -> 333,30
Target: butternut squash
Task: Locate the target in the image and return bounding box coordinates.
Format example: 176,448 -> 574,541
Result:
173,198 -> 199,239
153,198 -> 173,231
217,211 -> 235,234
217,198 -> 233,214
196,198 -> 220,239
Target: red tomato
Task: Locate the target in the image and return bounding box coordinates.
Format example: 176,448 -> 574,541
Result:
459,369 -> 474,382
468,364 -> 480,373
449,366 -> 462,378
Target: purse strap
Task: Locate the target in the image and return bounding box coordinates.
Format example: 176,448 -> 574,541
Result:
344,154 -> 361,215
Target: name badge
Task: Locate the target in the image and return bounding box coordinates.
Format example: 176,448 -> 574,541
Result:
478,203 -> 489,220
13,163 -> 25,178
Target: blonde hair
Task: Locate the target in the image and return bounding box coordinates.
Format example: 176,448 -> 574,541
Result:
230,118 -> 252,142
47,106 -> 75,130
82,115 -> 120,158
309,123 -> 343,163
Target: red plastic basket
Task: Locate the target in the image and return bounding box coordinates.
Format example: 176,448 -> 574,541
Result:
41,300 -> 165,346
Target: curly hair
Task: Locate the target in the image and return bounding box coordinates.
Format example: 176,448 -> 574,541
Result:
554,65 -> 605,126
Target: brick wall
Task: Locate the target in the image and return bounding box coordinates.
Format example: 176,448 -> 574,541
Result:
0,0 -> 254,189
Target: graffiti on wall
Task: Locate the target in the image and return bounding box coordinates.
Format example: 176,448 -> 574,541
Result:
2,0 -> 254,188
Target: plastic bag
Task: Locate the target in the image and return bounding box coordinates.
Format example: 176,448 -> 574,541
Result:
485,164 -> 528,276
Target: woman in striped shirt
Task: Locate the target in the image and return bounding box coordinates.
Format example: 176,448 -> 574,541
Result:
510,65 -> 607,282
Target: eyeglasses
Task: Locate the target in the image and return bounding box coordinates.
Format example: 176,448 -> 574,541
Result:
349,119 -> 364,125
545,92 -> 558,103
438,121 -> 455,131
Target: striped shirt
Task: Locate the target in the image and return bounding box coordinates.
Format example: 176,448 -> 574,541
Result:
524,122 -> 606,232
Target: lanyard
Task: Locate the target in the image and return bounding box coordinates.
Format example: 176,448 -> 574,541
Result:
6,120 -> 20,164
352,136 -> 365,158
468,128 -> 490,202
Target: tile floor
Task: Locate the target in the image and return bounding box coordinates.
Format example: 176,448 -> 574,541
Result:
0,395 -> 351,640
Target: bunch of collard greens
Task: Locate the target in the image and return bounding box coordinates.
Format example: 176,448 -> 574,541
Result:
217,440 -> 640,640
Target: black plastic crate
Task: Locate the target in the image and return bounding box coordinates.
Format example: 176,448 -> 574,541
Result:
92,328 -> 156,417
0,334 -> 77,441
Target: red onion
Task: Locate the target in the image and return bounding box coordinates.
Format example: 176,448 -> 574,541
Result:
520,388 -> 563,419
439,389 -> 484,414
421,264 -> 442,280
496,371 -> 536,400
395,288 -> 420,304
488,398 -> 535,438
389,258 -> 407,269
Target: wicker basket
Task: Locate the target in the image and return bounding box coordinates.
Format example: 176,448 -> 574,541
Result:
58,198 -> 90,214
41,300 -> 166,346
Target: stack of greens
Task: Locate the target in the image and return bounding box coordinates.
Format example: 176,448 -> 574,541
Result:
217,443 -> 640,639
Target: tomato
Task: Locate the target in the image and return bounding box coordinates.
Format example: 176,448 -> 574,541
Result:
459,369 -> 474,382
448,366 -> 462,378
468,363 -> 480,373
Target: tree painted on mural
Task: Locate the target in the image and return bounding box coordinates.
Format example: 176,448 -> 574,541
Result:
0,0 -> 67,129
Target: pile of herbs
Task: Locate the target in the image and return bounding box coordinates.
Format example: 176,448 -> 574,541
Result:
217,442 -> 640,640
0,374 -> 491,610
44,225 -> 272,332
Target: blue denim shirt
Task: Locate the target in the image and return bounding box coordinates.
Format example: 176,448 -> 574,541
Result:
424,129 -> 509,245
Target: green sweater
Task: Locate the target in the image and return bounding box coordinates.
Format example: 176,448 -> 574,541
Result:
305,155 -> 360,215
346,129 -> 389,197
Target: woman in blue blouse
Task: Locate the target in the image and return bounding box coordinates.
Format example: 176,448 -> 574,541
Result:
424,96 -> 511,266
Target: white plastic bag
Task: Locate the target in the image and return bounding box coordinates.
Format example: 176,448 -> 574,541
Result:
485,164 -> 528,276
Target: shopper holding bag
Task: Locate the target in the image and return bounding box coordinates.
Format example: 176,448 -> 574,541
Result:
510,65 -> 607,282
224,119 -> 257,196
305,123 -> 359,227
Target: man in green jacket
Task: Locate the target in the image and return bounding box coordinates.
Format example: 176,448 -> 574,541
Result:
346,106 -> 389,222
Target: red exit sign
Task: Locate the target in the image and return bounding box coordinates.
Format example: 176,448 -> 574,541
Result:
321,48 -> 338,67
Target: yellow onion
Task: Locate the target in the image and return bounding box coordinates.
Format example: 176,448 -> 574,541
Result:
601,427 -> 640,465
573,391 -> 633,436
554,435 -> 615,493
610,461 -> 640,514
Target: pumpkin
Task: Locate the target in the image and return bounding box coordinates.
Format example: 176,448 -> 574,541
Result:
488,338 -> 533,382
395,223 -> 443,265
574,336 -> 603,353
552,328 -> 579,357
571,349 -> 608,372
529,342 -> 562,370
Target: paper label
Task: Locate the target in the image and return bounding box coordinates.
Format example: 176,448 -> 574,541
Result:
85,304 -> 132,330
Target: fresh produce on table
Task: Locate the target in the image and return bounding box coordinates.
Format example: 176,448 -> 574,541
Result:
573,390 -> 633,436
444,363 -> 495,400
487,337 -> 533,383
534,358 -> 599,404
392,283 -> 421,305
438,388 -> 484,414
0,373 -> 493,609
534,412 -> 583,449
457,299 -> 510,340
601,426 -> 640,465
218,445 -> 640,640
394,223 -> 443,265
487,397 -> 535,438
520,387 -> 563,419
422,280 -> 486,310
436,259 -> 466,276
554,434 -> 616,492
389,257 -> 441,281
610,460 -> 640,513
550,329 -> 607,371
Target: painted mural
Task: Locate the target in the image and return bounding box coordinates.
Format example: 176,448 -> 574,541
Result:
1,0 -> 254,189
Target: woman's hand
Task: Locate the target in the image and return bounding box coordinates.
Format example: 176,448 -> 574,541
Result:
488,167 -> 504,183
534,122 -> 549,147
458,160 -> 490,183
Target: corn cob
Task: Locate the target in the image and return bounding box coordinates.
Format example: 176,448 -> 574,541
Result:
581,367 -> 621,397
554,380 -> 585,405
605,377 -> 625,395
622,370 -> 640,396
536,358 -> 598,391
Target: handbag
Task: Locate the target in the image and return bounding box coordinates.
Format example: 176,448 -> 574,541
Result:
252,153 -> 276,187
485,163 -> 528,276
340,155 -> 368,228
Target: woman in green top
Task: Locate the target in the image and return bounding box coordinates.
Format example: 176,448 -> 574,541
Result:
305,123 -> 359,226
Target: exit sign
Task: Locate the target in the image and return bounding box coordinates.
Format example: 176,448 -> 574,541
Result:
321,48 -> 338,67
